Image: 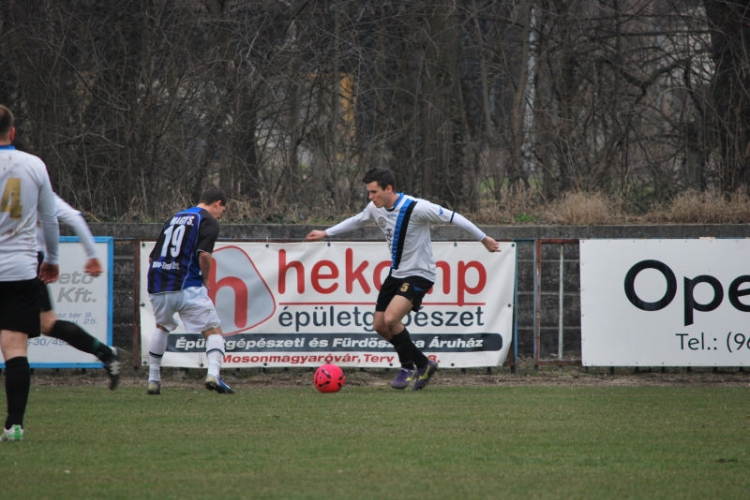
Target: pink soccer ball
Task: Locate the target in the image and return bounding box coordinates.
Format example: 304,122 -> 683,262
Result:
314,364 -> 345,393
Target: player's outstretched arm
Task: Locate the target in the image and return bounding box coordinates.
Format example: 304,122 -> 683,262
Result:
306,214 -> 364,242
447,212 -> 499,252
481,235 -> 501,252
306,230 -> 328,241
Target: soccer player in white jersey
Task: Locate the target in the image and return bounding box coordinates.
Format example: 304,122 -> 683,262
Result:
0,105 -> 60,442
36,194 -> 120,389
306,167 -> 500,390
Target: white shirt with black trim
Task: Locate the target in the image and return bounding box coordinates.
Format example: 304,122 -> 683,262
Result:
0,145 -> 59,281
325,193 -> 485,282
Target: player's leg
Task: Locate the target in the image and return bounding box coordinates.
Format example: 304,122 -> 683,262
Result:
147,292 -> 177,395
40,281 -> 111,359
147,325 -> 169,395
384,296 -> 429,368
46,316 -> 121,389
180,287 -> 233,394
44,315 -> 116,363
202,328 -> 234,394
376,293 -> 423,389
373,277 -> 418,388
1,331 -> 30,442
385,277 -> 438,391
1,279 -> 40,442
41,281 -> 120,389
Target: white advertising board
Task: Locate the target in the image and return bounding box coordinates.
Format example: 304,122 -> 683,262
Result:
581,239 -> 750,366
138,241 -> 516,369
0,237 -> 114,368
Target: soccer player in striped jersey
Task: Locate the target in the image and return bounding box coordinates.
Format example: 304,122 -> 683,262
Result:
146,187 -> 233,395
0,105 -> 60,442
306,167 -> 500,390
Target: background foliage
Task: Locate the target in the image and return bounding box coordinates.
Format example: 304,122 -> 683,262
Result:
1,0 -> 749,222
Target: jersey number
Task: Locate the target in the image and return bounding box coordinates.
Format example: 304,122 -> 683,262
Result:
159,224 -> 186,258
1,178 -> 22,219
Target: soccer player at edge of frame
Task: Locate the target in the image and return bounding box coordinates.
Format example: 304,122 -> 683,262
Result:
305,167 -> 501,391
145,186 -> 234,396
1,104 -> 60,443
35,193 -> 121,390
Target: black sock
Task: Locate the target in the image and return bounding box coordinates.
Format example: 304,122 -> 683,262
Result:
389,330 -> 414,369
4,356 -> 30,428
48,320 -> 110,360
95,343 -> 115,362
390,329 -> 425,370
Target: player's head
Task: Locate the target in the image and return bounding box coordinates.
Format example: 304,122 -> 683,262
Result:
199,186 -> 227,206
362,168 -> 398,209
362,168 -> 396,191
0,105 -> 16,143
198,186 -> 228,219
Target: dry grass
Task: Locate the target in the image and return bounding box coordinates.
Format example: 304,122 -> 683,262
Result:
469,186 -> 750,226
643,189 -> 750,224
543,191 -> 622,225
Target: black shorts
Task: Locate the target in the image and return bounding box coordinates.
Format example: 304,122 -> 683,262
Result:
376,274 -> 434,313
36,251 -> 53,312
0,279 -> 42,337
39,279 -> 53,312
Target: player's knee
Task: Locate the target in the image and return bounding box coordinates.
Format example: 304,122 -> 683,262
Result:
374,325 -> 389,338
40,311 -> 57,334
381,316 -> 402,336
201,326 -> 222,338
371,317 -> 388,337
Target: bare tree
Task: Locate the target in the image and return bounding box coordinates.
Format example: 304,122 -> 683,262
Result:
1,0 -> 747,222
703,0 -> 750,193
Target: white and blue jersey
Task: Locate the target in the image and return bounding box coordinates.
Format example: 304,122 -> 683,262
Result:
147,206 -> 219,294
325,193 -> 486,282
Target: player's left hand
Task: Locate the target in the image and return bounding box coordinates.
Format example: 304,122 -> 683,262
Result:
482,236 -> 501,252
85,258 -> 103,276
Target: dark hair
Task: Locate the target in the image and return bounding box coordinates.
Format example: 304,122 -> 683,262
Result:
362,167 -> 396,190
199,186 -> 227,206
0,105 -> 14,136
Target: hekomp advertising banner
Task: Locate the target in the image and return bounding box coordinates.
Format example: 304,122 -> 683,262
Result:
581,239 -> 750,367
138,241 -> 516,369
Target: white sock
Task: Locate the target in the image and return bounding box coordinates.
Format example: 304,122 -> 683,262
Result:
205,334 -> 225,379
148,327 -> 169,382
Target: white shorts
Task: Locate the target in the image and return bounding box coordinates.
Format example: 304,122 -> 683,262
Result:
148,287 -> 221,333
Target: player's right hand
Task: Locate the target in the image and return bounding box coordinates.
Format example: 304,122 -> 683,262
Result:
40,262 -> 60,284
306,230 -> 328,241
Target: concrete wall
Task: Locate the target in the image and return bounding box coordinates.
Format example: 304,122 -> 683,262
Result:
86,223 -> 750,364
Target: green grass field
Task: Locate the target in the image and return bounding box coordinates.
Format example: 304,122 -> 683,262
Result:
1,382 -> 747,499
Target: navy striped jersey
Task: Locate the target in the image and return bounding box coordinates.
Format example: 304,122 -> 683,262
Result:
147,207 -> 219,293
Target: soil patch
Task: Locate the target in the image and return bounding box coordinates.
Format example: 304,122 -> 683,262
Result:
26,351 -> 750,390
